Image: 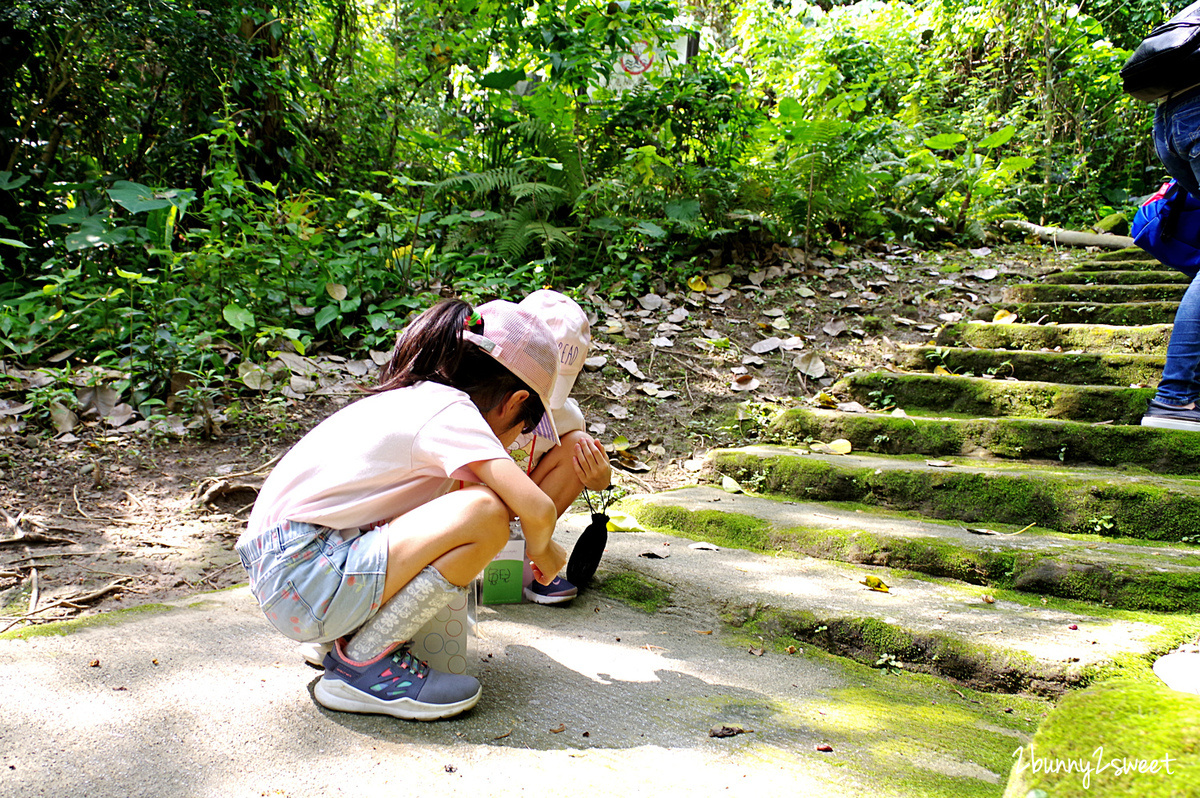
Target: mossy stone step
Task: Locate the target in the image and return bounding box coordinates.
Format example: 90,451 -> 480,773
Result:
843,371 -> 1152,424
707,445 -> 1200,543
898,346 -> 1164,387
1003,283 -> 1186,304
937,322 -> 1171,355
1040,270 -> 1191,286
975,302 -> 1179,326
1089,248 -> 1157,263
765,406 -> 1200,475
628,482 -> 1200,611
598,495 -> 1181,695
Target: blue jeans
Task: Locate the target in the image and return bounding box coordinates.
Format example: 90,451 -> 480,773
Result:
1153,87 -> 1200,405
236,521 -> 388,643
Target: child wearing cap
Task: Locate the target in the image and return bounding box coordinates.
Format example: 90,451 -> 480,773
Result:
510,289 -> 612,604
236,298 -> 568,721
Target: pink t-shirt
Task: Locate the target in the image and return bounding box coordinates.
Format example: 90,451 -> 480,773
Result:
246,381 -> 509,534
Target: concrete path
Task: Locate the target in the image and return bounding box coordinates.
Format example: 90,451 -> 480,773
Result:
0,516 -> 1035,798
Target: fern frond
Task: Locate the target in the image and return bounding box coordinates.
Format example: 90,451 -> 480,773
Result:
510,182 -> 570,203
433,167 -> 527,197
510,119 -> 586,197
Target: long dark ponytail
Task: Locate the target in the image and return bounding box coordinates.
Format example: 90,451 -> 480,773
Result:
372,299 -> 544,433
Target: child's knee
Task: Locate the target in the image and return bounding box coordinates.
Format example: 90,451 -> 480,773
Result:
461,487 -> 511,546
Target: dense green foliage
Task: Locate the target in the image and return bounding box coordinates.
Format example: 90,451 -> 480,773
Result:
0,0 -> 1175,419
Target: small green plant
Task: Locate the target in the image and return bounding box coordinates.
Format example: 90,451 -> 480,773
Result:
924,347 -> 947,365
872,434 -> 890,446
1087,515 -> 1116,534
985,359 -> 1014,377
874,652 -> 903,675
866,389 -> 895,411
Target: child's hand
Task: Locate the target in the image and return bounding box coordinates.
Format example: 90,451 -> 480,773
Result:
527,539 -> 567,585
573,437 -> 612,491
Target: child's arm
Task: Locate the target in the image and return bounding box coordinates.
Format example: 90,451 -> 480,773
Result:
470,457 -> 565,584
572,436 -> 612,491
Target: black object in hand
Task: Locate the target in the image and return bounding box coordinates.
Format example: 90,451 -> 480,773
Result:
566,512 -> 609,591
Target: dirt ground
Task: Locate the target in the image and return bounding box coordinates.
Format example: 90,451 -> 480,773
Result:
0,241 -> 1069,630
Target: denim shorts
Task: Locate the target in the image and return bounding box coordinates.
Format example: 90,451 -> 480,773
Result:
236,520 -> 389,643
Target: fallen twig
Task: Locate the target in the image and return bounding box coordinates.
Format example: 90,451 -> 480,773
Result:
0,531 -> 78,547
214,454 -> 283,482
0,578 -> 131,633
27,568 -> 38,613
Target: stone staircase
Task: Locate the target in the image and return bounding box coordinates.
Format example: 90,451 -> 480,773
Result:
594,250 -> 1200,794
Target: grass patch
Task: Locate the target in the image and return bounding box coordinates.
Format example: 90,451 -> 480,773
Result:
593,571 -> 672,613
0,603 -> 175,640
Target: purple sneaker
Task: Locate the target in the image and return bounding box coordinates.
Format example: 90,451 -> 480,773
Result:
523,575 -> 578,605
314,640 -> 481,721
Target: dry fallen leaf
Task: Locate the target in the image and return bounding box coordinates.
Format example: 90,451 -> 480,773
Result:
748,647 -> 765,656
730,374 -> 760,392
750,337 -> 781,354
550,724 -> 567,733
792,352 -> 826,379
721,475 -> 745,494
710,724 -> 753,738
982,594 -> 996,604
810,439 -> 852,455
925,459 -> 953,468
696,629 -> 713,635
822,319 -> 846,337
993,309 -> 1018,324
816,744 -> 834,752
638,293 -> 664,310
860,575 -> 890,592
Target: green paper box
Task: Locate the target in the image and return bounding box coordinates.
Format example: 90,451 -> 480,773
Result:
480,538 -> 526,604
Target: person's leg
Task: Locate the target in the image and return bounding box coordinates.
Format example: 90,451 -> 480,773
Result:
527,429 -> 593,517
1146,93 -> 1200,419
1155,268 -> 1200,408
314,486 -> 509,720
343,485 -> 509,660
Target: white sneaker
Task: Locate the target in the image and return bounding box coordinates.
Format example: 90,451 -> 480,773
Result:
299,641 -> 334,667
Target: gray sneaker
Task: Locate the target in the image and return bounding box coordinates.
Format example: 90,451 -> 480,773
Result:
314,640 -> 481,721
1141,399 -> 1200,431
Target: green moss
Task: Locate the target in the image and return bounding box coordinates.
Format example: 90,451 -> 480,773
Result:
937,322 -> 1172,356
0,602 -> 175,640
593,571 -> 672,613
1002,680 -> 1200,798
1040,270 -> 1190,286
898,346 -> 1164,387
627,490 -> 1200,612
766,406 -> 1200,476
842,371 -> 1154,424
712,627 -> 1048,797
977,302 -> 1180,326
729,604 -> 1049,694
708,448 -> 1200,543
1004,283 -> 1186,304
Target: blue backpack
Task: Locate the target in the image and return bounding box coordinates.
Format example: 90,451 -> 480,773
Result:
1132,180 -> 1200,278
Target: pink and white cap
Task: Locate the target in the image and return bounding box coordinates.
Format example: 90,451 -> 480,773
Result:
518,290 -> 591,409
466,300 -> 561,446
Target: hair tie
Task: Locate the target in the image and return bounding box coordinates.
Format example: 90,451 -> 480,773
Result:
464,310 -> 483,330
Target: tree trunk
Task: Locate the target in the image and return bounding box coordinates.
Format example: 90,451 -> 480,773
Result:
1001,219 -> 1134,249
